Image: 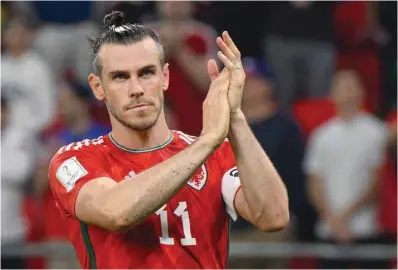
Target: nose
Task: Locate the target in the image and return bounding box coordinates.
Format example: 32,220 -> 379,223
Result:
128,78 -> 144,98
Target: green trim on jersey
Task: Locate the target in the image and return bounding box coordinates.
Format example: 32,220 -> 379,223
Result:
80,222 -> 97,269
109,132 -> 174,153
225,217 -> 232,267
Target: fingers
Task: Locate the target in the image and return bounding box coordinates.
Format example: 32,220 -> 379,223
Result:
216,31 -> 243,74
207,59 -> 219,82
217,51 -> 235,70
216,37 -> 238,65
222,31 -> 241,60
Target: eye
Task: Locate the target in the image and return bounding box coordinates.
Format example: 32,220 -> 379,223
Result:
113,73 -> 129,80
140,69 -> 155,78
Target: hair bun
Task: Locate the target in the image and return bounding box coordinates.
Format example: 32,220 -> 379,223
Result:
103,11 -> 124,28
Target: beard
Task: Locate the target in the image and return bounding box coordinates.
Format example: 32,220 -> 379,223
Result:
105,91 -> 164,131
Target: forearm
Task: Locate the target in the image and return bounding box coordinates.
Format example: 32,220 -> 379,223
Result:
227,112 -> 289,227
343,169 -> 381,216
174,47 -> 211,91
308,174 -> 333,220
100,135 -> 218,229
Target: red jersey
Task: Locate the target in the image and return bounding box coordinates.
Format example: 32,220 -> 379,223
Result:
48,130 -> 241,269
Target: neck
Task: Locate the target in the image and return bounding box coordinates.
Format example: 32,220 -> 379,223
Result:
110,112 -> 171,150
9,48 -> 26,58
337,106 -> 361,121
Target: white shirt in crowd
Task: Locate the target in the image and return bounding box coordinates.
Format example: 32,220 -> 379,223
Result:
1,125 -> 38,245
1,50 -> 56,133
304,113 -> 387,239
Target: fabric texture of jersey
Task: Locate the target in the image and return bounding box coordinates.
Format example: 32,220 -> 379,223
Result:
48,131 -> 241,269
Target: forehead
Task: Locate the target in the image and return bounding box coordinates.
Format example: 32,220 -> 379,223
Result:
99,38 -> 160,73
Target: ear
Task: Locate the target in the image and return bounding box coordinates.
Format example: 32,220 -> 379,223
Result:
88,73 -> 105,101
161,63 -> 170,92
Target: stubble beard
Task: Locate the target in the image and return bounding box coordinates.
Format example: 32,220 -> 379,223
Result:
105,92 -> 164,131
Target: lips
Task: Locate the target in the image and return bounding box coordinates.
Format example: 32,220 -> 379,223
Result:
126,103 -> 150,110
133,104 -> 147,108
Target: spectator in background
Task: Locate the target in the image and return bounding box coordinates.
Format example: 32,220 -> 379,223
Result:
145,1 -> 218,135
1,96 -> 37,269
52,82 -> 110,146
263,2 -> 336,109
1,15 -> 56,134
229,58 -> 306,269
31,82 -> 110,268
379,109 -> 397,239
240,58 -> 306,221
305,70 -> 390,269
10,1 -> 106,95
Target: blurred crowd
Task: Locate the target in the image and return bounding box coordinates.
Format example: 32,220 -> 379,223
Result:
1,1 -> 397,269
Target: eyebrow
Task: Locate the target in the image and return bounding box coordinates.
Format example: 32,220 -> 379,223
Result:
108,65 -> 157,76
138,65 -> 157,72
108,70 -> 129,77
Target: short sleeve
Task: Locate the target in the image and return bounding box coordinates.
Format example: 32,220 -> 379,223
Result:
48,147 -> 110,216
304,130 -> 325,176
217,141 -> 242,221
368,123 -> 388,168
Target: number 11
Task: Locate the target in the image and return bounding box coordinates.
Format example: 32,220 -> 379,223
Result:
155,201 -> 197,246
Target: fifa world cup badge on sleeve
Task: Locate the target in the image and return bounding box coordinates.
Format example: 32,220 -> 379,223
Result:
56,157 -> 88,192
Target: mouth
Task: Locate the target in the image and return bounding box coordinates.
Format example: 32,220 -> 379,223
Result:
127,104 -> 150,110
133,104 -> 148,109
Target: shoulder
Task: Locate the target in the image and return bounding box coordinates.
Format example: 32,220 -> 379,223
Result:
308,117 -> 338,143
173,130 -> 233,158
50,135 -> 108,167
359,113 -> 388,139
25,51 -> 53,74
173,130 -> 198,145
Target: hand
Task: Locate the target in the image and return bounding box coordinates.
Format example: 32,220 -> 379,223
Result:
212,31 -> 246,117
200,60 -> 230,148
358,25 -> 390,46
158,24 -> 183,56
326,213 -> 352,243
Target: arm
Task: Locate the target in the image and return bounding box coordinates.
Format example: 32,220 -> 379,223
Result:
340,129 -> 387,218
340,166 -> 381,218
228,112 -> 289,232
172,24 -> 218,91
53,67 -> 231,232
174,46 -> 211,91
2,128 -> 36,186
211,32 -> 288,231
75,135 -> 221,231
307,173 -> 333,221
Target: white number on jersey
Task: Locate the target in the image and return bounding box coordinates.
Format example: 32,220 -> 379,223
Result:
155,201 -> 197,246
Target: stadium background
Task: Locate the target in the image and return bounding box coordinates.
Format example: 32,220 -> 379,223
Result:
0,1 -> 397,269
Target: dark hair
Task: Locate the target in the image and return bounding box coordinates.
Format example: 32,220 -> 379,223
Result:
88,11 -> 164,75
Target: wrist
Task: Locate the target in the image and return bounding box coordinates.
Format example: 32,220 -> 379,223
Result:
198,132 -> 223,151
230,109 -> 246,124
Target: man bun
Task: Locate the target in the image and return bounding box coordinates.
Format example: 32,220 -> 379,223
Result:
103,11 -> 124,28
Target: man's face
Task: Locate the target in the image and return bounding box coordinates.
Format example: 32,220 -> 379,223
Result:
331,71 -> 363,109
89,38 -> 169,131
3,20 -> 32,53
242,75 -> 273,111
157,1 -> 194,20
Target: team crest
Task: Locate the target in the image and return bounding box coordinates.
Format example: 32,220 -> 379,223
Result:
187,164 -> 207,191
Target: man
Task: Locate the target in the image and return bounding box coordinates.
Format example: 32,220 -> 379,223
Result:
229,58 -> 306,269
145,1 -> 218,135
305,70 -> 389,269
1,15 -> 55,135
1,96 -> 37,269
48,11 -> 289,269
